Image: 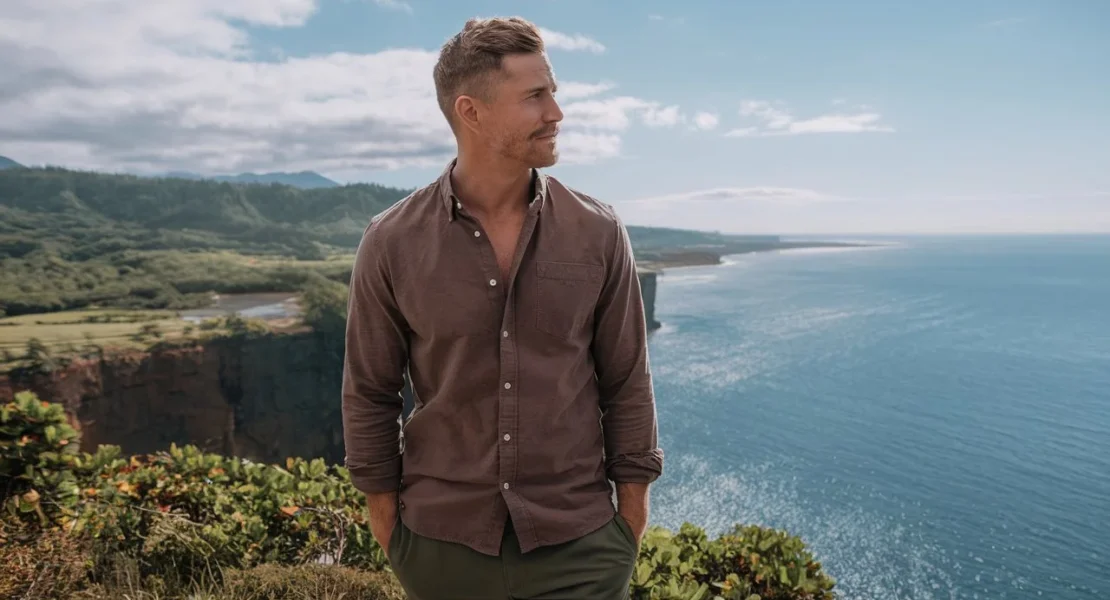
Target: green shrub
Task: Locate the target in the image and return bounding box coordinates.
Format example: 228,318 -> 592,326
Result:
299,275 -> 348,334
632,523 -> 835,599
0,392 -> 839,599
1,391 -> 82,531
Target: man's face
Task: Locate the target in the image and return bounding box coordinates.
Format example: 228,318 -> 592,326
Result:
478,52 -> 563,168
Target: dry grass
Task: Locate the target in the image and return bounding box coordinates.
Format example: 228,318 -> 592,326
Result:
0,309 -> 196,354
74,562 -> 407,600
0,527 -> 90,600
1,533 -> 406,600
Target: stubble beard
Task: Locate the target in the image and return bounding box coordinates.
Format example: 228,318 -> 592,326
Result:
492,125 -> 558,169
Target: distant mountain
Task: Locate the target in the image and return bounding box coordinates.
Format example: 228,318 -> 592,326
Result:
0,156 -> 22,170
163,170 -> 339,189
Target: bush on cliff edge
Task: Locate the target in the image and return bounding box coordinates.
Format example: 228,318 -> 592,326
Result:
1,392 -> 838,600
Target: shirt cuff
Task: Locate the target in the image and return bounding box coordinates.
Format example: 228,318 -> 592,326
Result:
606,449 -> 664,484
345,455 -> 402,494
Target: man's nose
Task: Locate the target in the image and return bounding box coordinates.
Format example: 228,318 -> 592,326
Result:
547,98 -> 564,123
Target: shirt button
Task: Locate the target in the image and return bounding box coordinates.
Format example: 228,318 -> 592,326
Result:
504,382 -> 511,389
502,330 -> 508,338
503,482 -> 510,490
489,279 -> 497,287
455,201 -> 462,209
474,230 -> 481,237
503,433 -> 511,441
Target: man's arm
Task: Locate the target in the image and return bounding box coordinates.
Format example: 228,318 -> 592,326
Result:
341,220 -> 409,549
592,210 -> 664,542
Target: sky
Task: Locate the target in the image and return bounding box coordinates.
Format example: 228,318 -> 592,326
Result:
1,0 -> 1108,234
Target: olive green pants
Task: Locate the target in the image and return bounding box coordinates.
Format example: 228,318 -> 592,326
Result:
387,514 -> 638,599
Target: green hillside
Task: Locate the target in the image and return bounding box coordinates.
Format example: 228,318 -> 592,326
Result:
165,169 -> 340,188
0,166 -> 748,316
0,167 -> 406,259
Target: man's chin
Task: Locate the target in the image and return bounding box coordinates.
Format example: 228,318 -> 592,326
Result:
530,148 -> 558,169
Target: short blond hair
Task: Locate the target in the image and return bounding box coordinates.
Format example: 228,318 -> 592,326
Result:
434,17 -> 546,128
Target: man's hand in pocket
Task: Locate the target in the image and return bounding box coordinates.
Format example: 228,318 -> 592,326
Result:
616,482 -> 650,545
365,491 -> 399,557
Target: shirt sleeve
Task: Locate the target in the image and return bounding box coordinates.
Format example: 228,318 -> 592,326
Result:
341,220 -> 410,494
592,209 -> 665,484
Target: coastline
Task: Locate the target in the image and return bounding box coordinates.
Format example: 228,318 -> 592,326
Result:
637,240 -> 877,272
637,240 -> 879,333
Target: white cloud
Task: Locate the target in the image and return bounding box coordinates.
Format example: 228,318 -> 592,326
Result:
693,112 -> 720,131
562,96 -> 685,131
631,187 -> 842,207
0,0 -> 695,175
725,100 -> 893,137
642,105 -> 683,128
538,27 -> 606,53
618,186 -> 847,233
646,14 -> 685,25
553,132 -> 623,165
368,0 -> 413,13
558,81 -> 616,100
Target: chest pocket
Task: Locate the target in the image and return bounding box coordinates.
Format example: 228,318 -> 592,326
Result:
534,261 -> 605,341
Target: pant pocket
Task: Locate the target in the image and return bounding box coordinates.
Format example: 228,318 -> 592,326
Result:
387,516 -> 405,566
612,514 -> 640,554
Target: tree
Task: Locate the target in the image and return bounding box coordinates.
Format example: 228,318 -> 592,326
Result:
299,277 -> 348,335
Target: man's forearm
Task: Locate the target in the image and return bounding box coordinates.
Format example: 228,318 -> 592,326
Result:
364,490 -> 399,519
616,481 -> 650,542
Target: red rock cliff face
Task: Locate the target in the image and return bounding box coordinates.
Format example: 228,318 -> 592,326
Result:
0,332 -> 347,465
1,273 -> 659,462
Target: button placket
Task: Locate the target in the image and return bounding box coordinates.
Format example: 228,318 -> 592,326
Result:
492,202 -> 540,510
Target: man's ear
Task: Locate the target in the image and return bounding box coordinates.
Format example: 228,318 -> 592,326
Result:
454,94 -> 482,135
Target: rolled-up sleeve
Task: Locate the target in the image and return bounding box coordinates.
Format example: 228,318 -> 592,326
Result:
592,210 -> 664,484
341,220 -> 409,494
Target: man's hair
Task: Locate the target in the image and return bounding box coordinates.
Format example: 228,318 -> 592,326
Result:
434,17 -> 546,128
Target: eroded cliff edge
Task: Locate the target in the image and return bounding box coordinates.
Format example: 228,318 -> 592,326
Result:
1,271 -> 663,462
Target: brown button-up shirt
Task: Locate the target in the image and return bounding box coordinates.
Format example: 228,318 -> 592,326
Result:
341,160 -> 663,556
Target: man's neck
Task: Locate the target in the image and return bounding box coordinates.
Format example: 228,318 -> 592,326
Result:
451,153 -> 534,219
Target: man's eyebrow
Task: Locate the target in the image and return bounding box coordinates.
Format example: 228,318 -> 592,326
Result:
525,82 -> 557,95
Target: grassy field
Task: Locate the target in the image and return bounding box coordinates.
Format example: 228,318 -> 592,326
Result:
0,309 -> 204,355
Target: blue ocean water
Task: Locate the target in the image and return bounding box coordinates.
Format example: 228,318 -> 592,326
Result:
645,235 -> 1110,600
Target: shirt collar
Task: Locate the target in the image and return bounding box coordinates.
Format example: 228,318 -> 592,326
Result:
438,158 -> 548,222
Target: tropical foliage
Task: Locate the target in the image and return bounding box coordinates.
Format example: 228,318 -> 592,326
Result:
1,391 -> 837,599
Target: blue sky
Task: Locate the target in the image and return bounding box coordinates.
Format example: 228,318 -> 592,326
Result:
2,0 -> 1108,233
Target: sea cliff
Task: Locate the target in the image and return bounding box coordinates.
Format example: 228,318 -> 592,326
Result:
0,271 -> 663,460
0,331 -> 346,463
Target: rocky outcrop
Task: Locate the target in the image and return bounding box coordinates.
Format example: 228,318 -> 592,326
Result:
1,333 -> 347,465
0,272 -> 662,462
638,269 -> 662,331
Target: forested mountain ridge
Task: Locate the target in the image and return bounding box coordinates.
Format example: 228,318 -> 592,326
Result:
0,165 -> 762,260
0,166 -> 408,258
0,166 -> 761,316
163,170 -> 339,189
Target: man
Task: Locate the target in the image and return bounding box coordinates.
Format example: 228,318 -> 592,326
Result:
341,16 -> 663,599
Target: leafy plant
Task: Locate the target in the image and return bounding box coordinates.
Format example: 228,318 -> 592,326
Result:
1,392 -> 839,599
1,391 -> 82,531
631,523 -> 836,599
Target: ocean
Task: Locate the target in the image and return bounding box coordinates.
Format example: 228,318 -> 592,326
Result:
644,234 -> 1110,600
